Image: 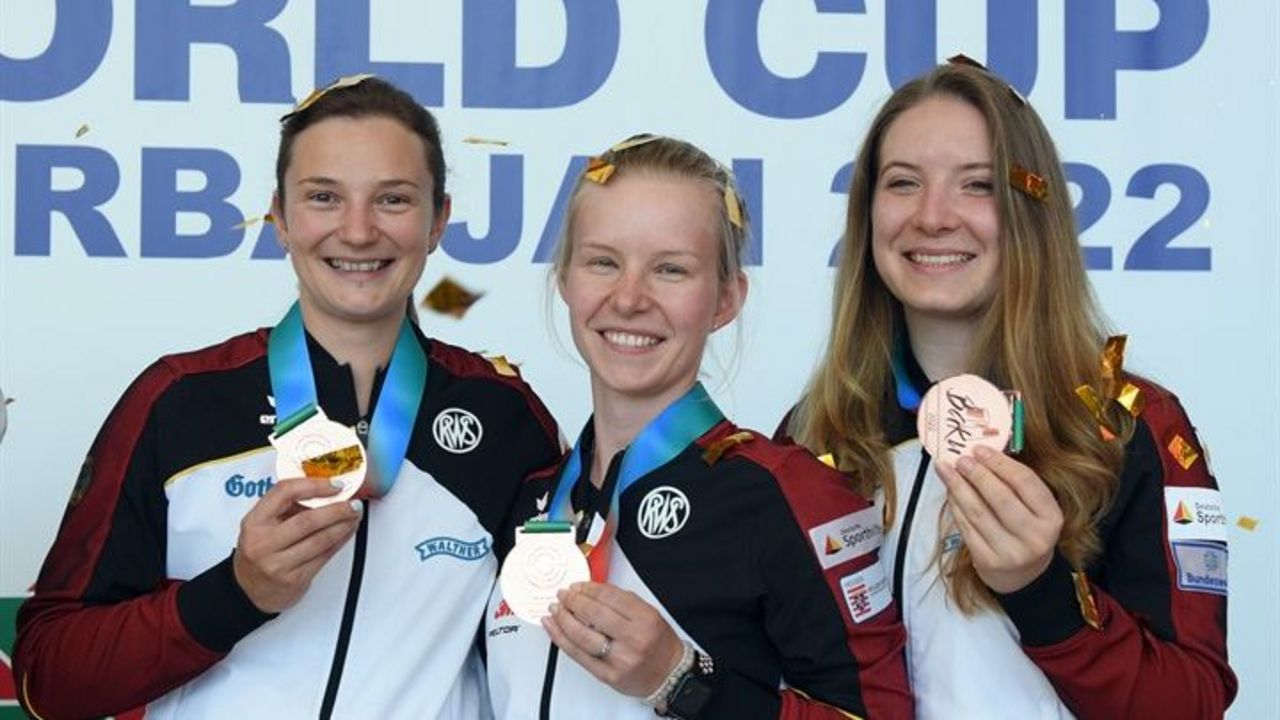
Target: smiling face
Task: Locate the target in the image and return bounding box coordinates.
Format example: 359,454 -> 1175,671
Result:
273,115 -> 449,337
871,95 -> 1001,329
561,172 -> 745,411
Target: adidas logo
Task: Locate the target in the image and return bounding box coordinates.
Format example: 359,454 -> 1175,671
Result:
494,600 -> 513,620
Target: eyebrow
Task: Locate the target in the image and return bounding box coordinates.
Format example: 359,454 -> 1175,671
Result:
296,176 -> 422,189
880,160 -> 993,173
577,241 -> 701,261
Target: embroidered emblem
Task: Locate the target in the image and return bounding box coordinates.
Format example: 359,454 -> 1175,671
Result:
807,506 -> 883,569
1171,541 -> 1228,596
839,562 -> 891,623
432,407 -> 483,454
637,486 -> 690,539
1164,487 -> 1227,542
414,536 -> 490,562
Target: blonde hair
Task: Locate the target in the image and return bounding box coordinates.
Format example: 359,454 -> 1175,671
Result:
550,134 -> 749,286
789,63 -> 1134,611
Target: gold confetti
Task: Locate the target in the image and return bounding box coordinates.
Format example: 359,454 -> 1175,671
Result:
233,216 -> 263,230
702,431 -> 754,465
583,156 -> 616,184
816,453 -> 836,468
1236,516 -> 1259,531
1010,165 -> 1048,202
487,355 -> 519,377
283,73 -> 376,121
422,277 -> 484,319
462,136 -> 511,147
74,124 -> 90,139
724,185 -> 744,229
1115,381 -> 1144,417
1167,434 -> 1200,470
301,444 -> 364,477
1072,572 -> 1103,630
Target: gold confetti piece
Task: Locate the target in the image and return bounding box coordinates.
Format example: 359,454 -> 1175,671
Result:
607,133 -> 660,154
1010,165 -> 1048,202
1167,434 -> 1200,470
583,156 -> 616,184
422,276 -> 484,319
283,73 -> 376,121
263,213 -> 275,225
1115,381 -> 1144,417
702,431 -> 754,465
74,123 -> 90,139
461,136 -> 510,147
1072,572 -> 1103,630
301,444 -> 364,477
233,216 -> 263,230
816,453 -> 836,468
1236,516 -> 1259,531
724,185 -> 744,229
487,355 -> 519,377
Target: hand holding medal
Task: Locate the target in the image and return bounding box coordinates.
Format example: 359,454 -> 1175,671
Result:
922,375 -> 1064,594
270,405 -> 367,508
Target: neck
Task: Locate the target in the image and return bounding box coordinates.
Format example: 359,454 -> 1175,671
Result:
587,381 -> 693,488
300,306 -> 404,416
904,311 -> 977,381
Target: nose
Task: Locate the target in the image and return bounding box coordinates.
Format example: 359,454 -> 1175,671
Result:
610,268 -> 653,315
338,201 -> 377,246
914,185 -> 959,236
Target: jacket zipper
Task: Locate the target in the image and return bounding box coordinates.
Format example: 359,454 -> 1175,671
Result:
319,500 -> 370,719
538,645 -> 560,720
892,448 -> 931,605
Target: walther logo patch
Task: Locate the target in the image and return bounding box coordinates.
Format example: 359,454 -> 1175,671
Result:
415,536 -> 490,562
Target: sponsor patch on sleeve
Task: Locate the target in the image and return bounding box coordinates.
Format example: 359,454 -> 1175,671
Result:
1171,541 -> 1227,596
1164,487 -> 1227,542
839,562 -> 891,623
808,506 -> 883,569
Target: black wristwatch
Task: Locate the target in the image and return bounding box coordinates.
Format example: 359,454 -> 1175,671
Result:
659,651 -> 717,719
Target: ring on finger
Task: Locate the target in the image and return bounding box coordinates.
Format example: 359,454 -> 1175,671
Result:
593,634 -> 613,660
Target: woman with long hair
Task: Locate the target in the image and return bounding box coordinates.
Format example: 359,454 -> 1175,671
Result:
485,134 -> 912,719
785,61 -> 1235,718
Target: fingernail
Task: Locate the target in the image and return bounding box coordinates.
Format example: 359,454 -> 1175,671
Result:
548,602 -> 560,614
974,445 -> 994,459
556,589 -> 567,600
956,456 -> 974,473
349,500 -> 363,513
330,478 -> 345,489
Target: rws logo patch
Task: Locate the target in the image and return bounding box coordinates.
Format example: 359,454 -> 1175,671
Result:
432,408 -> 483,454
637,486 -> 690,539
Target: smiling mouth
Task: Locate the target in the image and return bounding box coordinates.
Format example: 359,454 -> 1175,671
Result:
326,258 -> 392,272
601,330 -> 662,349
906,251 -> 975,267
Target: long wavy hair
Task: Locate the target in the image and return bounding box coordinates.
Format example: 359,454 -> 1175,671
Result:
789,63 -> 1134,611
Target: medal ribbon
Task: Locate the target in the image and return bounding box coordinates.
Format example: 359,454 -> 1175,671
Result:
547,382 -> 723,581
268,302 -> 427,497
891,333 -> 922,412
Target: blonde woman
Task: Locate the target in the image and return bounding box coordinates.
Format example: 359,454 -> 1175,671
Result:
485,135 -> 912,719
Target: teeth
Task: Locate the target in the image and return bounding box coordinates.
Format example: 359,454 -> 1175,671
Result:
603,331 -> 660,348
908,252 -> 973,266
328,258 -> 388,272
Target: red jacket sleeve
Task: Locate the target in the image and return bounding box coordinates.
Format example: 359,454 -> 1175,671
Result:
14,361 -> 269,719
997,381 -> 1236,718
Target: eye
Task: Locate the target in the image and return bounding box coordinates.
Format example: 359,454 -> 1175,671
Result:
883,176 -> 920,192
965,178 -> 995,196
584,255 -> 618,271
306,190 -> 337,205
378,193 -> 413,208
655,262 -> 689,278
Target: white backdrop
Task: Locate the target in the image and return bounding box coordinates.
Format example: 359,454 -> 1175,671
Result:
1,2 -> 1276,716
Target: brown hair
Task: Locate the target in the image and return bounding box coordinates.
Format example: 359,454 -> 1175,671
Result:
789,63 -> 1134,611
275,77 -> 447,211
